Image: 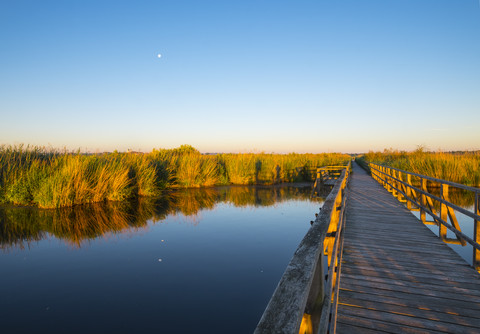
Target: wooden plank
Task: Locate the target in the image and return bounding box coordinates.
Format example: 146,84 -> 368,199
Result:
343,242 -> 453,253
344,226 -> 443,236
341,262 -> 474,278
342,250 -> 470,266
343,242 -> 445,250
342,250 -> 469,266
339,306 -> 479,334
336,321 -> 392,334
340,284 -> 480,311
341,275 -> 480,299
343,231 -> 449,242
339,289 -> 480,319
342,232 -> 446,243
344,248 -> 454,259
342,251 -> 466,264
344,226 -> 446,235
339,295 -> 480,326
341,278 -> 480,303
341,265 -> 480,286
337,314 -> 439,334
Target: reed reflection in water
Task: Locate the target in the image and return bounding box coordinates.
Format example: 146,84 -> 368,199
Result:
0,185 -> 315,250
0,184 -> 322,334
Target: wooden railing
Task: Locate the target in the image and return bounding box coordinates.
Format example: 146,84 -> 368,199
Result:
368,162 -> 480,272
311,166 -> 348,197
254,161 -> 351,334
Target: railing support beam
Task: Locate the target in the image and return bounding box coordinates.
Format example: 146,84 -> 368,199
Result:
420,179 -> 427,224
440,184 -> 448,239
475,193 -> 480,273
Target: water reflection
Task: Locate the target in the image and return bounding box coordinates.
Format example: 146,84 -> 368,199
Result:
0,185 -> 317,250
423,186 -> 475,210
0,184 -> 321,334
406,187 -> 478,266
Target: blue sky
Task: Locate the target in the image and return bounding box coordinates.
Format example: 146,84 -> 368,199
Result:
1,0 -> 479,153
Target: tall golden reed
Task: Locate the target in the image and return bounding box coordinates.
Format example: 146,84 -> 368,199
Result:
363,149 -> 480,187
0,144 -> 350,208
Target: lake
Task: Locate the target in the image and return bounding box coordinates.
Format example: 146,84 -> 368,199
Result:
0,185 -> 323,334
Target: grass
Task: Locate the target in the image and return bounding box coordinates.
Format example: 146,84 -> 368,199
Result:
361,148 -> 480,187
0,144 -> 350,208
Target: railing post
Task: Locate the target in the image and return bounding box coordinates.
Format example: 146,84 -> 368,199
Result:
382,166 -> 387,188
325,192 -> 341,266
379,166 -> 383,186
385,167 -> 391,193
397,170 -> 402,199
384,166 -> 388,188
313,168 -> 321,196
440,184 -> 448,240
420,178 -> 427,223
406,174 -> 412,210
475,193 -> 480,273
391,169 -> 398,198
397,171 -> 404,202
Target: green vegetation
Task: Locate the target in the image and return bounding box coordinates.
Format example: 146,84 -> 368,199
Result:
361,148 -> 480,187
0,144 -> 349,208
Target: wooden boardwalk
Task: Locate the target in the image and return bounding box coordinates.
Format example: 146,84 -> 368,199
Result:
336,163 -> 480,333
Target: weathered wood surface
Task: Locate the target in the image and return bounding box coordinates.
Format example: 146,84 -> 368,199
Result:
337,163 -> 480,333
323,179 -> 337,186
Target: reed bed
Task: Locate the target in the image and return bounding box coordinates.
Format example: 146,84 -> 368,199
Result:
0,144 -> 349,208
362,149 -> 480,187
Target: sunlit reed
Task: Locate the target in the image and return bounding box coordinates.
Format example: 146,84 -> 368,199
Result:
0,144 -> 349,208
361,148 -> 480,187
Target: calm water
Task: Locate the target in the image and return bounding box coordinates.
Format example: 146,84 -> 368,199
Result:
408,188 -> 478,266
0,185 -> 323,334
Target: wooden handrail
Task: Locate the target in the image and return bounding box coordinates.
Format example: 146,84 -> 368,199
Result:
311,163 -> 351,198
370,163 -> 480,193
369,163 -> 480,222
318,171 -> 349,334
255,161 -> 351,334
368,162 -> 480,272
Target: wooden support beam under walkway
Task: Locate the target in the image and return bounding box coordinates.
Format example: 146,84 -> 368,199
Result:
337,163 -> 480,333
